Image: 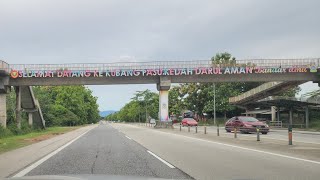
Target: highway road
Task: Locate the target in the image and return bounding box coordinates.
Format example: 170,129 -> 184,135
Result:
23,123 -> 192,179
13,122 -> 320,180
113,123 -> 320,180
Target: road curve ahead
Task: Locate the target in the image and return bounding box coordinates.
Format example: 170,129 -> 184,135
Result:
24,124 -> 192,179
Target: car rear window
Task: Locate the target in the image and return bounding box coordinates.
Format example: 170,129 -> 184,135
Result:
239,117 -> 259,122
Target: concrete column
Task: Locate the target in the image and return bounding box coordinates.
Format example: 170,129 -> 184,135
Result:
289,108 -> 293,126
0,93 -> 7,128
305,106 -> 309,129
155,77 -> 171,128
277,107 -> 280,121
157,77 -> 171,122
159,90 -> 169,121
28,112 -> 33,127
15,86 -> 21,129
271,106 -> 276,121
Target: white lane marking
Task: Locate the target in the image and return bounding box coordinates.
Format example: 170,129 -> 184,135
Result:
125,135 -> 132,140
147,150 -> 175,168
138,125 -> 320,165
12,127 -> 94,177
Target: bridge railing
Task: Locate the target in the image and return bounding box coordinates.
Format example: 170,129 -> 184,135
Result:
0,60 -> 9,70
1,58 -> 319,71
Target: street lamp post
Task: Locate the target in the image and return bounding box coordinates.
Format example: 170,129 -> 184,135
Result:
145,100 -> 148,123
213,83 -> 216,125
138,96 -> 144,124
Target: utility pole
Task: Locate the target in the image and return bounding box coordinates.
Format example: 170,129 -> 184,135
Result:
213,83 -> 216,125
145,100 -> 148,123
138,96 -> 143,124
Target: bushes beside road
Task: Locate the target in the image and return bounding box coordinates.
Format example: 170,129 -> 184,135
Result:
5,86 -> 100,129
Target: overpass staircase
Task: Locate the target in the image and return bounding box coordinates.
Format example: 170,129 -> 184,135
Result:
20,86 -> 45,128
229,81 -> 304,106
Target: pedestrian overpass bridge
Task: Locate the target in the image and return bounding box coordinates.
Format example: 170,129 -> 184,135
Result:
0,58 -> 319,128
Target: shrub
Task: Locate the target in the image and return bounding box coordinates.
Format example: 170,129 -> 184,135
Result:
0,125 -> 13,137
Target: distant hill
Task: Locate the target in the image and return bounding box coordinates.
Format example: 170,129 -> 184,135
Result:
99,110 -> 117,117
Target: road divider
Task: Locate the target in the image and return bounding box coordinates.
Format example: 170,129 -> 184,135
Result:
170,124 -> 318,146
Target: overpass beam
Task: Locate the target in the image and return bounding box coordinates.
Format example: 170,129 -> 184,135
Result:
15,86 -> 22,129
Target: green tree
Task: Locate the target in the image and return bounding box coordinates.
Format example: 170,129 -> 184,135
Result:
33,86 -> 100,126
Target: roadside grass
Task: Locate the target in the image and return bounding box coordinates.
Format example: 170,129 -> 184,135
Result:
0,126 -> 80,154
307,121 -> 320,131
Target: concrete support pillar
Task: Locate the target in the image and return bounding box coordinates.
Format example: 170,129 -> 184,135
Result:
271,106 -> 276,122
277,107 -> 280,121
305,106 -> 309,129
0,93 -> 7,128
159,90 -> 169,121
157,77 -> 171,122
15,86 -> 21,129
289,108 -> 293,126
155,77 -> 171,128
28,112 -> 33,127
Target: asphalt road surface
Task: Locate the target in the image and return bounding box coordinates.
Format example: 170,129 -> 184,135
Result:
25,123 -> 192,179
113,123 -> 320,180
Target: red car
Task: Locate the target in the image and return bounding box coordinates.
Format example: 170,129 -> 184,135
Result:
181,118 -> 198,127
225,116 -> 269,134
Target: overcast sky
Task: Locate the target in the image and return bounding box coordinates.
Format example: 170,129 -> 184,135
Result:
1,0 -> 320,111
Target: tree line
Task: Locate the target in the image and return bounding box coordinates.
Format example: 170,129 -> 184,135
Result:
4,86 -> 100,134
106,53 -> 300,122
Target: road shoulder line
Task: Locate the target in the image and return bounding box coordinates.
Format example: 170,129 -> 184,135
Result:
12,127 -> 94,177
147,150 -> 175,168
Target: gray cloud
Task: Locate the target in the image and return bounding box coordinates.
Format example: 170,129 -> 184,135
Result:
1,0 -> 319,110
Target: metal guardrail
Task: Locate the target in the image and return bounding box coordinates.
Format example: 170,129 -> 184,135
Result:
0,58 -> 319,72
269,121 -> 283,128
282,123 -> 305,128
